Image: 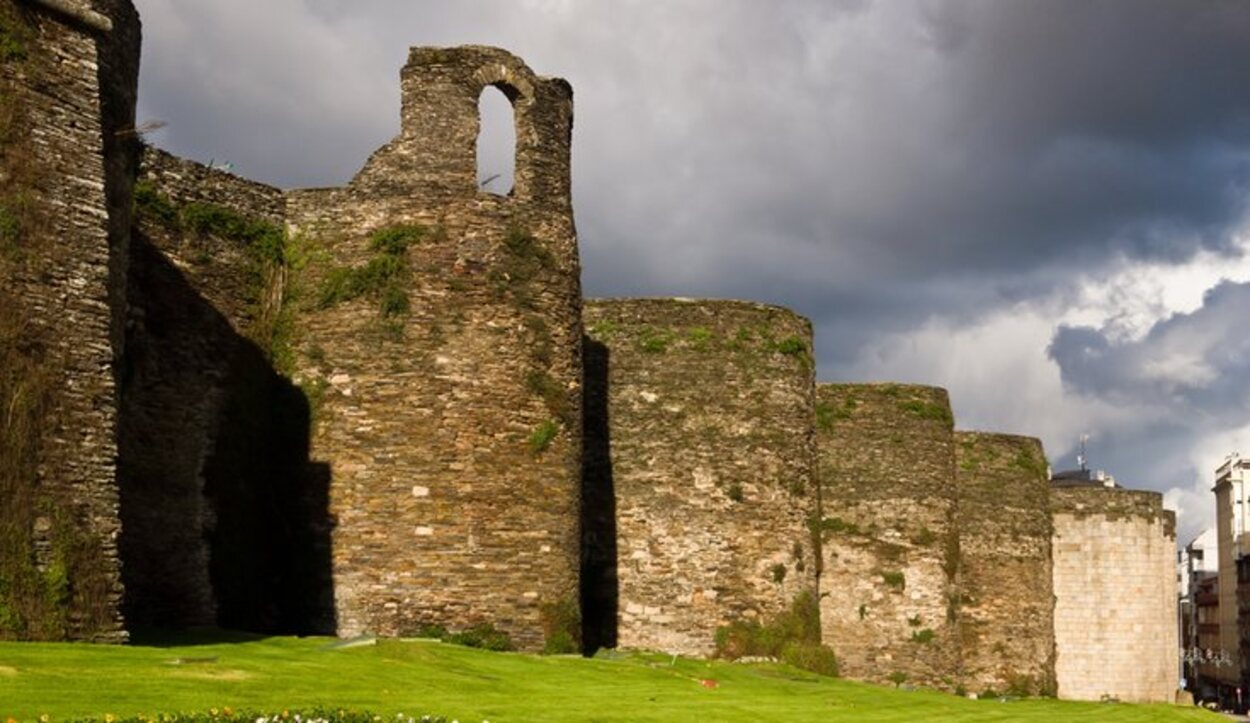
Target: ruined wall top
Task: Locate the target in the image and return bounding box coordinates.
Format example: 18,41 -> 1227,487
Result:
352,45 -> 573,206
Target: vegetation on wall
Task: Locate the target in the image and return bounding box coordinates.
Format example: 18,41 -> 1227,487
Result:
489,226 -> 573,446
714,590 -> 839,677
318,224 -> 424,326
540,597 -> 581,654
0,2 -> 31,63
0,11 -> 119,640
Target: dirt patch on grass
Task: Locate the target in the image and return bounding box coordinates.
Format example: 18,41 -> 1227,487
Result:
0,664 -> 18,675
168,668 -> 252,682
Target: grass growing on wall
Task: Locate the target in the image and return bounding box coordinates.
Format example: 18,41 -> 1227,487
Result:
714,590 -> 839,678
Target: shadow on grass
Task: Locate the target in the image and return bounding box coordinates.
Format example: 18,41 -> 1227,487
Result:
126,626 -> 272,648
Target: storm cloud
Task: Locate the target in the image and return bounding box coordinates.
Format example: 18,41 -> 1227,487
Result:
133,0 -> 1250,539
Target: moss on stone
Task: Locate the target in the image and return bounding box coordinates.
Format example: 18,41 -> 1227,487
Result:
132,180 -> 179,228
0,3 -> 31,64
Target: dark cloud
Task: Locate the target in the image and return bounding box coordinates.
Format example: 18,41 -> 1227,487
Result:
1050,280 -> 1250,412
133,1 -> 1250,532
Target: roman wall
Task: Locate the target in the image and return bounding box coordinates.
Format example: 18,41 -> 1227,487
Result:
954,432 -> 1055,696
581,298 -> 817,656
0,0 -> 137,642
815,383 -> 959,689
282,46 -> 583,650
1051,485 -> 1178,702
0,8 -> 1187,699
119,147 -> 332,634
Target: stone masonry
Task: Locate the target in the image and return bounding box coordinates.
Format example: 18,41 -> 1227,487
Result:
583,298 -> 817,656
121,147 -> 314,632
0,1 -> 1183,699
283,47 -> 583,649
0,0 -> 138,642
1051,485 -> 1178,702
954,432 -> 1055,696
815,383 -> 960,689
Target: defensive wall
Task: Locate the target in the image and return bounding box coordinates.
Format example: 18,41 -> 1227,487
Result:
954,432 -> 1055,696
0,0 -> 1182,701
814,383 -> 959,688
0,0 -> 138,643
282,46 -> 583,649
1051,484 -> 1178,702
582,298 -> 817,655
122,147 -> 323,634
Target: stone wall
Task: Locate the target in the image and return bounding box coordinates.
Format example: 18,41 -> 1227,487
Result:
581,298 -> 817,656
1051,485 -> 1178,702
0,0 -> 137,642
119,147 -> 332,633
815,383 -> 958,689
282,46 -> 582,650
954,432 -> 1055,696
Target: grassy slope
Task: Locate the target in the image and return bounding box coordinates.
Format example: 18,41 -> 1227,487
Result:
0,635 -> 1219,723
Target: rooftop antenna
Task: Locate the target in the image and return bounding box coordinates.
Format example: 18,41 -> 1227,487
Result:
1077,433 -> 1089,472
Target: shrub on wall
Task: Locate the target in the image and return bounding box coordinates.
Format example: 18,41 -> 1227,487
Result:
713,590 -> 837,677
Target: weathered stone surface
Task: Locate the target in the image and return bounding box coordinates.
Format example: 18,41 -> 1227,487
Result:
1051,485 -> 1178,702
283,46 -> 582,650
954,432 -> 1055,696
582,298 -> 817,656
816,383 -> 958,689
119,147 -> 329,633
0,0 -> 137,643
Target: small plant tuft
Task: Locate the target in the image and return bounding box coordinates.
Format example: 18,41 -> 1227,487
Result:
714,590 -> 835,677
443,622 -> 514,651
540,597 -> 581,655
881,570 -> 905,590
770,563 -> 787,584
133,180 -> 179,228
528,419 -> 560,454
897,399 -> 953,425
0,4 -> 31,63
910,628 -> 935,644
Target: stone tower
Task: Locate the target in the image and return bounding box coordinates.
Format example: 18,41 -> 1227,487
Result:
284,47 -> 583,649
0,0 -> 139,642
582,298 -> 818,655
1050,483 -> 1178,702
815,383 -> 960,688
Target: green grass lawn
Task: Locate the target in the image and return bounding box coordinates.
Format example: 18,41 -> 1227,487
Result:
0,633 -> 1220,722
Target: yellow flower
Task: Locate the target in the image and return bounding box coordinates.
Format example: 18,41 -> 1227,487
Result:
40,716 -> 51,723
210,710 -> 219,717
282,712 -> 289,720
223,709 -> 233,717
105,715 -> 116,723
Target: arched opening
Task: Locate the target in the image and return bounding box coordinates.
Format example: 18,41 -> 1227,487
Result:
476,84 -> 516,196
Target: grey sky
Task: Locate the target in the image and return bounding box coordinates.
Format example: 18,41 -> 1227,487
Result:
133,0 -> 1250,541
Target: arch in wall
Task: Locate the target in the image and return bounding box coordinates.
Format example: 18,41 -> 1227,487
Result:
476,83 -> 517,196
